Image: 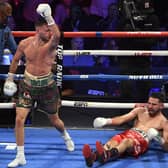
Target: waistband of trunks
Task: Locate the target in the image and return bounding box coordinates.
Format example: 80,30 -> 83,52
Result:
131,128 -> 149,142
24,70 -> 54,87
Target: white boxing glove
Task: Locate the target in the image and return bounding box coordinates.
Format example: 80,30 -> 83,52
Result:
36,3 -> 55,25
93,117 -> 112,128
3,80 -> 17,96
147,128 -> 165,145
3,73 -> 17,96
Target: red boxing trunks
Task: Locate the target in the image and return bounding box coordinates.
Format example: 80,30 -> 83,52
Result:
111,128 -> 149,157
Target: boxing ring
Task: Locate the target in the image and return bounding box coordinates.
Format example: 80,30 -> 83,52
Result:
0,31 -> 168,168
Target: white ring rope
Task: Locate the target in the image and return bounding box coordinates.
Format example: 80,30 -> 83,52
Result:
1,50 -> 168,110
64,50 -> 168,56
1,101 -> 168,109
0,103 -> 15,109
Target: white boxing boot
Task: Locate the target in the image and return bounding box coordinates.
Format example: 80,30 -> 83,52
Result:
62,130 -> 75,152
8,155 -> 26,168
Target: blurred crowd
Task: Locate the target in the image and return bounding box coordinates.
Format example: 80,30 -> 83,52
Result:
1,0 -> 167,67
0,0 -> 167,66
1,0 -> 168,100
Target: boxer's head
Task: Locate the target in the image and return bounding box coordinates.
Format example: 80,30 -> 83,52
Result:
0,1 -> 12,26
147,92 -> 165,116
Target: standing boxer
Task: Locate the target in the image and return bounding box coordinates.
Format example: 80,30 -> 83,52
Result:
3,3 -> 75,167
83,92 -> 168,167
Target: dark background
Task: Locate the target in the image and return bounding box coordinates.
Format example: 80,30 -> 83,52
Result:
0,65 -> 168,128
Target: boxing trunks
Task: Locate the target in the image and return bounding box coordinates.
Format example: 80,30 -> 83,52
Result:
16,70 -> 61,114
111,128 -> 149,157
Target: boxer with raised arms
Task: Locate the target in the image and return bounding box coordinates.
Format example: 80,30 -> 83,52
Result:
4,3 -> 75,168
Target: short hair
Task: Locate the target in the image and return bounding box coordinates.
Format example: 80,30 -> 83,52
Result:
0,1 -> 12,16
34,15 -> 47,27
149,92 -> 165,103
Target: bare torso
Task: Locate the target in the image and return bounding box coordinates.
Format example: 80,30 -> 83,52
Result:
105,100 -> 168,151
22,36 -> 56,76
133,108 -> 167,133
